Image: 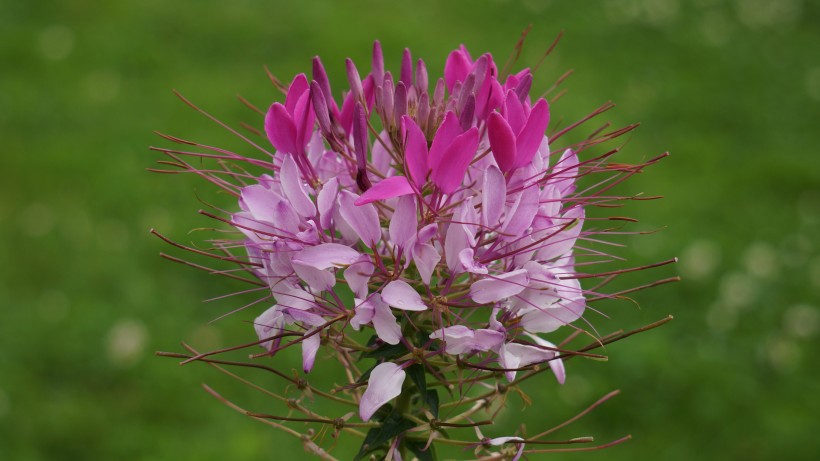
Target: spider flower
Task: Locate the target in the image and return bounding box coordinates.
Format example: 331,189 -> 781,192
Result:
154,38 -> 674,460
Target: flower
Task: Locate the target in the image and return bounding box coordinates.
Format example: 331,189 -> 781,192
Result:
155,37 -> 673,460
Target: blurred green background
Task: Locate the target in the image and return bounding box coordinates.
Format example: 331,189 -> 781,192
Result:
2,0 -> 819,459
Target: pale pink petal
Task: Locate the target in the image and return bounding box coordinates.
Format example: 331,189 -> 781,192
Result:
553,148 -> 579,197
254,305 -> 284,351
459,248 -> 488,274
280,154 -> 316,218
339,190 -> 381,246
431,127 -> 479,194
514,98 -> 550,169
389,195 -> 417,249
501,186 -> 540,238
239,184 -> 282,222
519,296 -> 585,333
401,115 -> 429,187
525,333 -> 565,384
354,176 -> 415,205
301,328 -> 321,373
536,206 -> 584,262
470,269 -> 530,304
265,103 -> 298,155
292,261 -> 335,291
350,298 -> 375,330
412,243 -> 440,286
381,280 -> 427,311
481,165 -> 506,228
499,342 -> 555,381
316,177 -> 339,229
429,325 -> 474,355
444,223 -> 470,274
427,111 -> 461,171
488,112 -> 517,172
474,329 -> 505,352
371,294 -> 402,345
293,243 -> 361,270
359,362 -> 406,421
344,255 -> 375,299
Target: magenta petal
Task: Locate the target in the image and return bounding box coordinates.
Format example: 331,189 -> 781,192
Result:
431,127 -> 479,194
280,154 -> 316,218
359,362 -> 406,421
339,190 -> 381,247
265,103 -> 298,155
401,115 -> 429,187
389,195 -> 417,249
513,98 -> 550,169
427,111 -> 461,171
470,269 -> 530,304
488,112 -> 517,172
482,165 -> 506,228
292,90 -> 316,151
444,48 -> 472,92
355,176 -> 415,205
285,73 -> 309,114
504,89 -> 526,135
381,280 -> 427,311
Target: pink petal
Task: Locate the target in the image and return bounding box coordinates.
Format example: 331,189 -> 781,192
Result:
293,243 -> 361,270
427,111 -> 461,171
292,90 -> 316,151
360,362 -> 406,421
481,165 -> 506,228
344,255 -> 374,299
525,333 -> 565,384
444,223 -> 470,274
401,115 -> 429,187
354,176 -> 415,205
469,269 -> 530,304
513,98 -> 550,169
389,195 -> 417,249
488,112 -> 517,172
285,73 -> 310,115
301,328 -> 321,373
381,280 -> 427,311
553,148 -> 579,197
444,48 -> 472,92
459,248 -> 488,274
254,306 -> 284,352
371,294 -> 402,345
280,154 -> 316,218
265,103 -> 298,154
292,261 -> 336,291
412,243 -> 440,286
519,296 -> 585,333
536,206 -> 584,262
316,177 -> 339,229
499,342 -> 555,382
501,185 -> 540,238
350,298 -> 375,330
339,190 -> 381,247
239,184 -> 282,222
504,89 -> 527,135
431,127 -> 479,194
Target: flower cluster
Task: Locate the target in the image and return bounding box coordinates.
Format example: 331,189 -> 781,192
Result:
154,38 -> 673,460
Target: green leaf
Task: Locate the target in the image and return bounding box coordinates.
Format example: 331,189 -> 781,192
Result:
353,412 -> 416,461
362,342 -> 407,360
406,364 -> 427,395
424,389 -> 439,418
406,439 -> 436,461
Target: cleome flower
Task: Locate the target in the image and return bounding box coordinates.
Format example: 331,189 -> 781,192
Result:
153,37 -> 675,460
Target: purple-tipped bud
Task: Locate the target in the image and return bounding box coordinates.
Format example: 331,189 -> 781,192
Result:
433,78 -> 446,107
472,54 -> 489,91
353,102 -> 371,191
310,81 -> 332,137
312,56 -> 333,108
371,40 -> 384,87
345,58 -> 364,104
514,73 -> 533,102
381,72 -> 395,127
457,73 -> 475,114
400,48 -> 413,89
459,94 -> 475,131
417,93 -> 430,132
415,58 -> 428,95
394,81 -> 408,124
